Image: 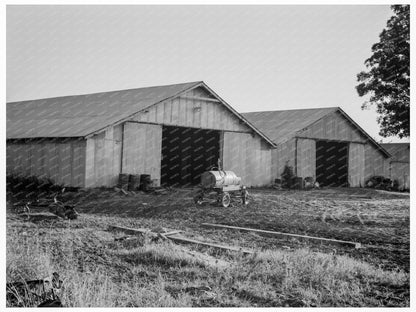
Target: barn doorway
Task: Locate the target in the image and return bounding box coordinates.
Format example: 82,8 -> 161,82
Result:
315,140 -> 348,187
161,125 -> 220,186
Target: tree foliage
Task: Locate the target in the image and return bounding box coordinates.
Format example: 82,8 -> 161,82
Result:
356,5 -> 409,138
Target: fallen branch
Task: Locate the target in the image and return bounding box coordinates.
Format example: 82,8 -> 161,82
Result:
201,223 -> 361,249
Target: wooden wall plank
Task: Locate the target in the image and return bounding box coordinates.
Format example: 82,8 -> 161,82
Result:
348,143 -> 365,187
128,97 -> 250,133
71,141 -> 84,186
296,138 -> 316,180
156,103 -> 164,124
103,127 -> 114,186
93,133 -> 105,186
177,97 -> 185,126
389,162 -> 410,190
121,122 -> 162,186
171,98 -> 180,125
112,124 -> 123,184
275,139 -> 296,179
59,141 -> 72,185
364,144 -> 388,181
223,132 -> 272,187
298,111 -> 366,143
164,100 -> 172,124
7,139 -> 86,187
85,137 -> 95,187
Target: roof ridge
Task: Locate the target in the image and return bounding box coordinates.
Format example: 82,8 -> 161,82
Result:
241,107 -> 339,114
7,81 -> 203,104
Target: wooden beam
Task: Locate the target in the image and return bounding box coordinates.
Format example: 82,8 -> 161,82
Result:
179,96 -> 220,103
108,225 -> 154,236
389,160 -> 409,164
163,230 -> 183,236
125,120 -> 252,134
166,235 -> 254,254
108,225 -> 253,253
201,223 -> 361,249
295,136 -> 366,145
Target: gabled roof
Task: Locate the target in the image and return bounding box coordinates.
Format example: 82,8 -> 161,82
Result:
380,143 -> 410,162
242,107 -> 390,158
242,107 -> 338,145
7,81 -> 275,146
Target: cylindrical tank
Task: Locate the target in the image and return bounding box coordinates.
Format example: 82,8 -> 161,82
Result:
201,171 -> 241,188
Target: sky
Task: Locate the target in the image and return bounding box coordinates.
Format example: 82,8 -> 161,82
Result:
6,5 -> 408,143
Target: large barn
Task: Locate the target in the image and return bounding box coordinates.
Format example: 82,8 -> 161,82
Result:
242,107 -> 391,188
380,143 -> 410,190
7,82 -> 276,188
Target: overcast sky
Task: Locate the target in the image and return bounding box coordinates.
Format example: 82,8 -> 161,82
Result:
6,5 -> 407,143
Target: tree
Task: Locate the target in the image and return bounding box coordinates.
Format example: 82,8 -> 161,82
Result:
356,5 -> 409,138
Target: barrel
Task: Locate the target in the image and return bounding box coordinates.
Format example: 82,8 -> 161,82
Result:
140,174 -> 152,191
129,174 -> 141,191
118,173 -> 130,191
201,171 -> 241,188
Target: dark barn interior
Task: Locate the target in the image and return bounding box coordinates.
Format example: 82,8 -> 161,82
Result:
316,140 -> 349,187
161,126 -> 220,186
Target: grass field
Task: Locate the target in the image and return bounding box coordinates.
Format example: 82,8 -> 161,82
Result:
6,187 -> 410,307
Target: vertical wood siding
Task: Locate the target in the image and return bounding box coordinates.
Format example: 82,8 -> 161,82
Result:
388,162 -> 410,190
83,87 -> 273,187
274,139 -> 296,179
130,89 -> 249,133
296,138 -> 316,179
348,143 -> 365,187
122,122 -> 162,186
223,132 -> 272,187
364,144 -> 389,182
6,138 -> 86,187
386,146 -> 410,189
85,125 -> 123,187
297,111 -> 366,143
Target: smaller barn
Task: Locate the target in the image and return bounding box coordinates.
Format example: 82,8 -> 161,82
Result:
242,107 -> 391,187
380,143 -> 410,190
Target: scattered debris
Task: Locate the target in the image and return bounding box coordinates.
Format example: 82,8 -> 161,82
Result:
7,272 -> 63,307
201,223 -> 362,249
13,202 -> 31,219
48,189 -> 79,220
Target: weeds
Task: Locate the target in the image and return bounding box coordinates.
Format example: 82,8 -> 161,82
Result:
6,186 -> 410,307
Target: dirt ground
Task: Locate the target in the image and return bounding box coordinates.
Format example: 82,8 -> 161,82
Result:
28,186 -> 410,272
6,186 -> 410,307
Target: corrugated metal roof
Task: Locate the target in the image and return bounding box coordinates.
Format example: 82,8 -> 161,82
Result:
380,143 -> 410,162
7,81 -> 202,138
242,107 -> 338,145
